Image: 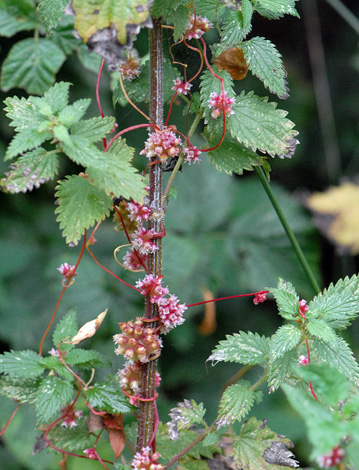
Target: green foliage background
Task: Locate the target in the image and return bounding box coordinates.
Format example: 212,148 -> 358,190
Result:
0,1 -> 359,469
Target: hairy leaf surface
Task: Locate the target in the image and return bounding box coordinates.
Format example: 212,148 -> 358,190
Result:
53,310 -> 79,351
0,350 -> 45,378
252,0 -> 299,19
86,382 -> 131,414
219,2 -> 253,50
35,377 -> 73,424
271,324 -> 301,359
37,0 -> 68,33
270,279 -> 299,320
0,376 -> 39,404
267,349 -> 297,391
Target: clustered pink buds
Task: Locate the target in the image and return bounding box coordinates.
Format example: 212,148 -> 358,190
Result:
61,405 -> 83,429
298,299 -> 308,319
317,446 -> 345,468
57,263 -> 77,280
123,250 -> 148,271
84,448 -> 97,459
253,292 -> 267,305
158,295 -> 187,333
131,227 -> 159,255
114,319 -> 162,363
172,78 -> 192,95
185,14 -> 212,40
119,53 -> 141,81
208,91 -> 235,119
128,201 -> 151,223
136,274 -> 169,303
140,130 -> 182,162
183,146 -> 201,165
299,355 -> 309,366
132,447 -> 164,470
119,362 -> 161,405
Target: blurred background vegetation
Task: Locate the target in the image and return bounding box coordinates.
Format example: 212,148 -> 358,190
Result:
0,0 -> 359,468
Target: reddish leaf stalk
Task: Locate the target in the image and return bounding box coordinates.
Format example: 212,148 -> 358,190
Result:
136,17 -> 164,452
187,290 -> 270,308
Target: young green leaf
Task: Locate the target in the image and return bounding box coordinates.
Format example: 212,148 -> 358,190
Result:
219,2 -> 253,50
194,0 -> 226,22
306,318 -> 337,343
270,279 -> 299,320
4,96 -> 46,132
227,91 -> 299,158
217,381 -> 262,428
252,0 -> 300,20
35,376 -> 73,424
70,116 -> 116,143
232,416 -> 298,469
267,349 -> 298,391
37,0 -> 68,33
1,149 -> 59,193
271,324 -> 302,359
40,356 -> 75,382
40,81 -> 72,115
1,38 -> 66,94
308,274 -> 359,330
86,381 -> 132,414
168,399 -> 206,440
240,37 -> 289,99
65,349 -> 111,369
5,128 -> 53,161
53,309 -> 79,351
0,350 -> 45,378
57,99 -> 93,127
208,331 -> 270,366
55,175 -> 113,246
0,376 -> 40,404
151,0 -> 188,18
166,5 -> 190,41
0,1 -> 38,37
47,420 -> 93,452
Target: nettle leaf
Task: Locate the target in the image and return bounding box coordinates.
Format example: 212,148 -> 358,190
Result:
4,130 -> 53,161
270,279 -> 299,320
232,416 -> 298,469
47,420 -> 93,452
267,349 -> 297,391
252,0 -> 300,20
208,331 -> 270,366
228,91 -> 298,158
308,274 -> 359,330
151,0 -> 188,18
4,96 -> 45,132
86,381 -> 132,414
0,0 -> 38,37
240,37 -> 289,99
1,38 -> 66,94
37,0 -> 68,33
271,324 -> 301,359
217,381 -> 262,428
55,175 -> 113,246
53,310 -> 79,351
313,335 -> 359,383
65,349 -> 111,369
306,319 -> 337,343
0,350 -> 45,378
57,99 -> 92,127
166,5 -> 190,41
72,0 -> 153,44
208,135 -> 265,175
219,2 -> 253,50
70,116 -> 116,143
40,356 -> 75,382
35,376 -> 73,424
194,0 -> 226,23
0,376 -> 40,404
1,149 -> 59,193
40,81 -> 72,115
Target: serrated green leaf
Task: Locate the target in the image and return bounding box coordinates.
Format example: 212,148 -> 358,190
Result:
55,175 -> 113,246
37,0 -> 68,33
194,0 -> 226,22
0,376 -> 39,404
172,400 -> 206,431
208,331 -> 270,366
65,349 -> 111,369
1,149 -> 59,193
240,37 -> 289,99
308,274 -> 359,329
57,99 -> 92,127
1,38 -> 66,94
267,349 -> 297,391
208,135 -> 265,175
77,43 -> 103,72
72,0 -> 153,44
219,3 -> 253,50
313,335 -> 359,383
35,376 -> 73,424
70,116 -> 116,143
151,0 -> 188,17
270,278 -> 299,320
86,382 -> 131,414
203,431 -> 221,447
40,81 -> 72,115
217,381 -> 262,427
53,310 -> 79,351
0,0 -> 38,37
40,356 -> 75,382
252,0 -> 300,20
306,318 -> 337,343
4,95 -> 45,131
271,324 -> 302,359
0,350 -> 45,378
232,416 -> 297,469
47,419 -> 93,451
228,91 -> 298,158
4,128 -> 53,161
166,5 -> 190,41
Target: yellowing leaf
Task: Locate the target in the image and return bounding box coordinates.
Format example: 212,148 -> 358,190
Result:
72,0 -> 153,44
307,183 -> 359,254
70,309 -> 107,344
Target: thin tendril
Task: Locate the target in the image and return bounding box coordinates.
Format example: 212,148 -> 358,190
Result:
119,73 -> 150,121
105,123 -> 160,152
187,290 -> 269,308
0,403 -> 22,436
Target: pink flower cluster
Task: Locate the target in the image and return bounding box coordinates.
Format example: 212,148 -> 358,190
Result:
183,146 -> 201,165
61,405 -> 83,429
132,447 -> 164,470
298,355 -> 309,366
114,319 -> 162,363
172,78 -> 192,95
140,130 -> 182,162
185,14 -> 212,40
128,201 -> 151,223
298,299 -> 309,319
253,292 -> 267,305
57,263 -> 77,280
119,362 -> 161,405
208,91 -> 235,119
84,448 -> 97,459
131,227 -> 158,255
119,53 -> 141,81
317,446 -> 345,468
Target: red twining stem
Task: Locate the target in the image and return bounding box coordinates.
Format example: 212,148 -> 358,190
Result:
305,339 -> 318,400
122,389 -> 158,403
0,403 -> 22,436
39,231 -> 87,356
187,290 -> 270,308
105,123 -> 160,152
